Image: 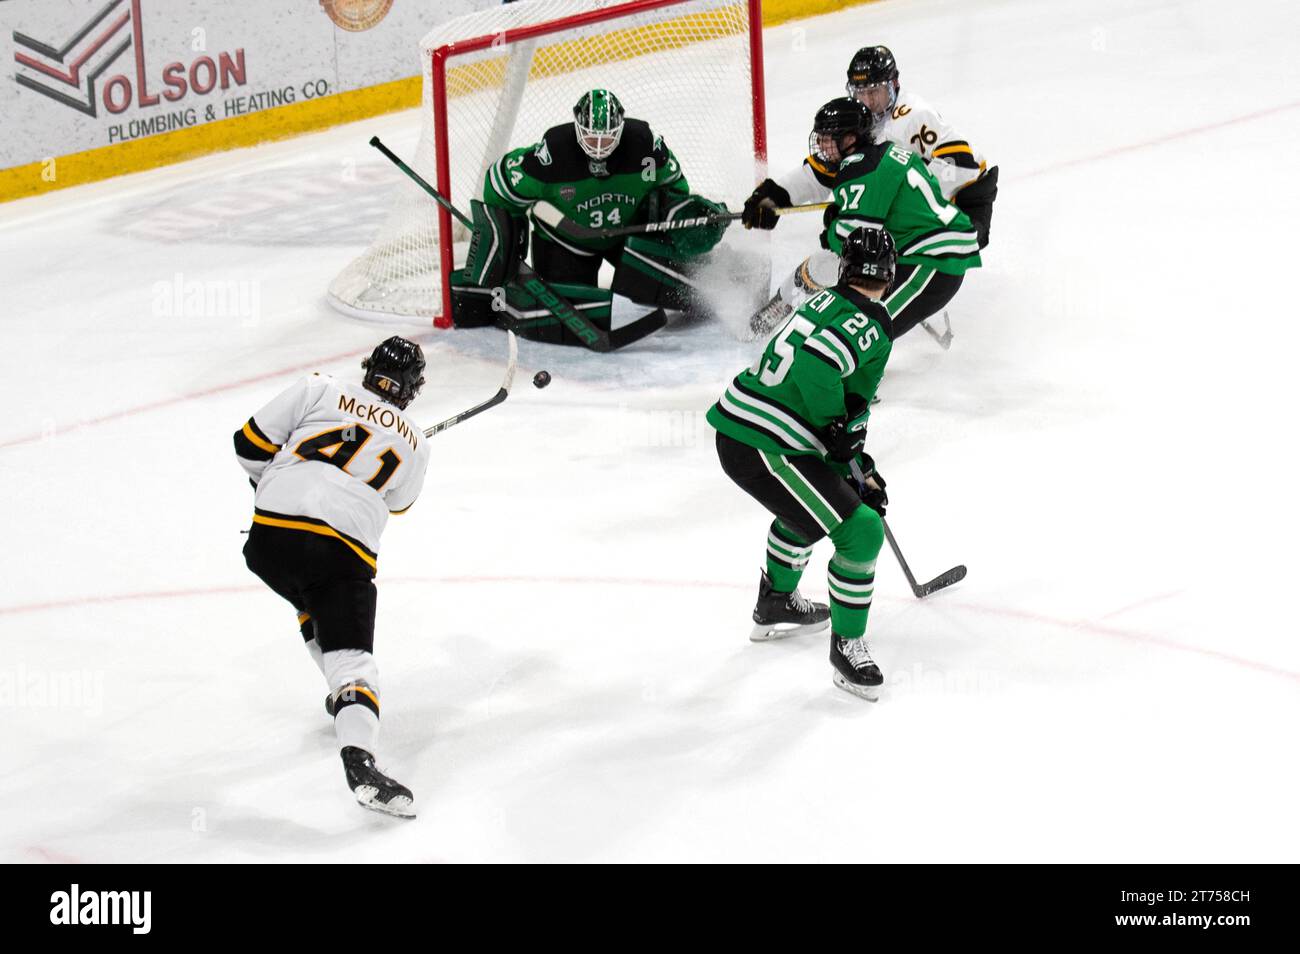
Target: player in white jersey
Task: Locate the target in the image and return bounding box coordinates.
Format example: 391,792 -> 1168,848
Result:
234,336 -> 431,818
740,47 -> 997,339
844,46 -> 997,246
743,46 -> 997,247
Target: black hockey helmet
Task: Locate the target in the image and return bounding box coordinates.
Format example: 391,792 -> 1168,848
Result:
846,46 -> 900,117
362,336 -> 426,410
838,226 -> 897,288
809,97 -> 874,167
846,45 -> 899,88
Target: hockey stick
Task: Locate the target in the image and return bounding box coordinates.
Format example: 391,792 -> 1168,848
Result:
849,459 -> 966,598
422,330 -> 518,438
919,311 -> 954,350
530,198 -> 829,244
370,137 -> 665,353
881,517 -> 967,598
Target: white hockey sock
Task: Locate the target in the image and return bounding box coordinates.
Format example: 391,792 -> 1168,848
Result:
323,649 -> 381,755
304,638 -> 327,681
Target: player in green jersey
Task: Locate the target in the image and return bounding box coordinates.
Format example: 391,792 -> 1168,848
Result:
451,89 -> 730,345
743,97 -> 981,342
708,227 -> 898,701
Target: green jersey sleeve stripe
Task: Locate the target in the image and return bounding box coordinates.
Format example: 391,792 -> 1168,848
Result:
488,161 -> 530,207
733,377 -> 823,438
902,229 -> 978,255
723,383 -> 826,453
716,394 -> 814,453
819,325 -> 859,373
802,336 -> 845,373
914,242 -> 981,257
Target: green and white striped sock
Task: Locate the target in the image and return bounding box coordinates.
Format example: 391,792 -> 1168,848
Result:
765,519 -> 813,593
828,554 -> 876,638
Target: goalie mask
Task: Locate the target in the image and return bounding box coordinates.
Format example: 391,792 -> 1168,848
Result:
573,89 -> 626,161
362,336 -> 426,410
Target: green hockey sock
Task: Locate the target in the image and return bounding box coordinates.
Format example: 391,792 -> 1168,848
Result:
827,507 -> 884,638
765,519 -> 813,593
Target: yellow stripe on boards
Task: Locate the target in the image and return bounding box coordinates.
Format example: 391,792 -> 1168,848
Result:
2,0 -> 883,201
0,76 -> 420,202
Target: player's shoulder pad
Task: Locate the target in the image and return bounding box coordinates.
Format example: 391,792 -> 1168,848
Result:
605,117 -> 659,175
897,87 -> 942,120
804,154 -> 837,188
832,143 -> 886,186
833,288 -> 895,343
521,123 -> 587,181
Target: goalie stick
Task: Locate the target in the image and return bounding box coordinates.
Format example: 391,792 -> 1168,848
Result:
849,459 -> 966,598
529,198 -> 830,244
370,136 -> 666,353
422,330 -> 518,438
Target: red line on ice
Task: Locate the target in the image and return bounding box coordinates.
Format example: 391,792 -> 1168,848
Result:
1021,99 -> 1300,179
8,102 -> 1294,452
2,575 -> 1295,685
0,345 -> 373,450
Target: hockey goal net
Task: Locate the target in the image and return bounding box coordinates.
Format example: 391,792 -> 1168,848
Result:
329,0 -> 766,325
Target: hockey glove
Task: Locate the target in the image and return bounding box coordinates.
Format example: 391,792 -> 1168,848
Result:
819,203 -> 837,250
660,194 -> 730,257
741,179 -> 793,230
844,392 -> 871,434
855,453 -> 888,517
822,415 -> 866,463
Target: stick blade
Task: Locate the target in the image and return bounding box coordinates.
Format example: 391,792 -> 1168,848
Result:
917,564 -> 967,597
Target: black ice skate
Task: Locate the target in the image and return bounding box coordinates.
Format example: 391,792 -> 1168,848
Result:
341,746 -> 416,818
830,633 -> 884,701
750,571 -> 830,642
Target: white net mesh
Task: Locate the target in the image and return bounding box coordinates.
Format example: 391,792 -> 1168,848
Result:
329,0 -> 759,322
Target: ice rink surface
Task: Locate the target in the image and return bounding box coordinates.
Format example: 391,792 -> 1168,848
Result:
2,0 -> 1298,862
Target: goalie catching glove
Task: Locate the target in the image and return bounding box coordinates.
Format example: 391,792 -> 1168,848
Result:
648,190 -> 730,257
741,179 -> 793,230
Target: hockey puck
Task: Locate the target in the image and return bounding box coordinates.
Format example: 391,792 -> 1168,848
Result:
533,370 -> 551,389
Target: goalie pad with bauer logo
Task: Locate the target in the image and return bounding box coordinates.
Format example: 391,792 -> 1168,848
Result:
464,199 -> 528,288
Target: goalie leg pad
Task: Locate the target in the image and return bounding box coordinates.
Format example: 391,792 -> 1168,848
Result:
464,199 -> 527,288
452,269 -> 614,346
612,235 -> 700,312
